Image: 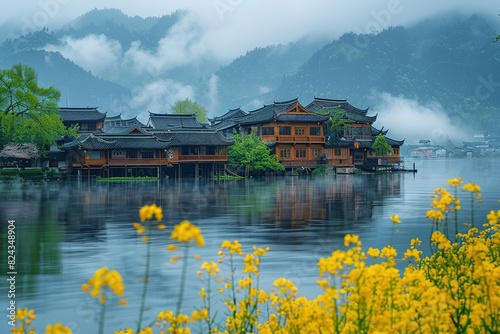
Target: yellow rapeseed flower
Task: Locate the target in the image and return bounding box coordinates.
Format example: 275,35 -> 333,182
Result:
45,323 -> 73,334
253,245 -> 270,256
171,220 -> 205,247
114,329 -> 134,334
344,234 -> 361,247
367,247 -> 380,259
133,222 -> 145,234
221,240 -> 243,255
487,210 -> 500,226
200,261 -> 220,276
447,177 -> 463,187
139,204 -> 163,222
390,215 -> 401,224
82,267 -> 125,304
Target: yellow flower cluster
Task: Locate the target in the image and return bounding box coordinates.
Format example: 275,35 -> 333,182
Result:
44,324 -> 73,334
11,308 -> 72,334
220,240 -> 243,256
139,204 -> 163,222
198,260 -> 220,277
133,204 -> 166,243
171,220 -> 205,247
81,267 -> 126,305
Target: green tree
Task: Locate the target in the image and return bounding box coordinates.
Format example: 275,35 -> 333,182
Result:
371,134 -> 393,156
171,98 -> 208,123
316,108 -> 350,137
0,64 -> 77,153
228,133 -> 284,176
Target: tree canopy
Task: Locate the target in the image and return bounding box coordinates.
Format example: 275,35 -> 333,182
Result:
316,108 -> 350,137
371,134 -> 393,156
0,64 -> 77,153
228,133 -> 284,176
171,98 -> 208,123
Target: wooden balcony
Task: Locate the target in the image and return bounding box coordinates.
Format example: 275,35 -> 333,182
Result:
280,159 -> 321,167
74,155 -> 228,167
177,155 -> 227,162
107,158 -> 171,166
264,135 -> 324,144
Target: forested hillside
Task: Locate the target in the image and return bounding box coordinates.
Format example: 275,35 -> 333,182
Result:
274,15 -> 500,131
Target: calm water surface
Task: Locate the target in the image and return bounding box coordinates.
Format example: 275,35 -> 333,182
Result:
1,157 -> 499,333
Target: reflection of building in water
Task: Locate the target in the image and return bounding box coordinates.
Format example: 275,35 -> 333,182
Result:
276,182 -> 326,225
273,174 -> 402,227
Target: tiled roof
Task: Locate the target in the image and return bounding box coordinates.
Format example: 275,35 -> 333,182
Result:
157,131 -> 234,146
344,111 -> 377,124
306,97 -> 369,115
64,133 -> 171,150
275,113 -> 330,123
371,126 -> 388,136
325,137 -> 353,148
59,107 -> 106,122
209,108 -> 247,123
386,137 -> 405,146
211,119 -> 238,131
235,98 -> 328,125
148,113 -> 203,130
103,116 -> 148,135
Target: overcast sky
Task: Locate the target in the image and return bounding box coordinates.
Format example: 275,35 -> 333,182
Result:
2,0 -> 498,62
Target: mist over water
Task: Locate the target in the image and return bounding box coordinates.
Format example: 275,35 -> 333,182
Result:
372,92 -> 474,145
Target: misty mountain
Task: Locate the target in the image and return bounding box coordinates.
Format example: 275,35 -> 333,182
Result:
274,15 -> 500,132
0,9 -> 499,133
60,8 -> 184,51
0,49 -> 130,109
195,40 -> 325,112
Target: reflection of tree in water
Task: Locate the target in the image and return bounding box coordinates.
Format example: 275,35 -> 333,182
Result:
0,183 -> 62,296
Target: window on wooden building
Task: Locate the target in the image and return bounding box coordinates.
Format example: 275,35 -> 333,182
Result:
262,127 -> 274,135
335,148 -> 342,156
127,150 -> 138,158
310,127 -> 321,135
141,150 -> 154,159
295,149 -> 306,158
279,126 -> 291,135
280,149 -> 290,158
295,128 -> 305,135
312,148 -> 322,158
88,151 -> 100,159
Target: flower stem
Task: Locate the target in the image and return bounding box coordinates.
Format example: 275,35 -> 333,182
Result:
137,222 -> 152,331
176,244 -> 190,315
98,295 -> 106,334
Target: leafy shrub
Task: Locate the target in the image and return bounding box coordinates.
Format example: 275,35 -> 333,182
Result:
19,168 -> 44,180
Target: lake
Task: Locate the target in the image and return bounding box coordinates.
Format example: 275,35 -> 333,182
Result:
1,157 -> 499,333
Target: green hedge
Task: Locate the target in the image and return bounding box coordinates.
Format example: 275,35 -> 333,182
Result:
19,168 -> 44,180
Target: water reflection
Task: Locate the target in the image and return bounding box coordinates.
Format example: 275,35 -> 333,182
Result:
0,174 -> 402,293
2,158 -> 500,332
0,190 -> 54,307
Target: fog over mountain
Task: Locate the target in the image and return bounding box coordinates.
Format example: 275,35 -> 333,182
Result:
0,1 -> 498,143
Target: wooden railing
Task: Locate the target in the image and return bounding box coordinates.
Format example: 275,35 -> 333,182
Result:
274,135 -> 324,143
177,155 -> 227,162
77,155 -> 228,167
261,134 -> 325,143
280,159 -> 321,167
